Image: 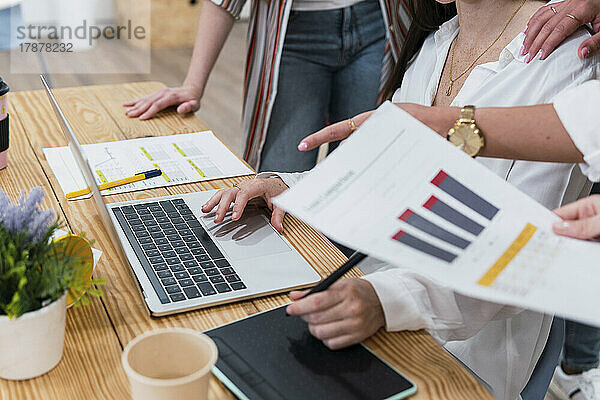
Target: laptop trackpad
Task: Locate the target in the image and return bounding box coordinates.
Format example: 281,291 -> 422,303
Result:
201,208 -> 291,261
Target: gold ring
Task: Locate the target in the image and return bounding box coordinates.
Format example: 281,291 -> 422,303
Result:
550,6 -> 557,14
566,13 -> 583,24
348,118 -> 357,133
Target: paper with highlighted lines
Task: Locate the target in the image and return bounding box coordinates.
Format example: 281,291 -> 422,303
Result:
275,102 -> 600,326
44,131 -> 253,200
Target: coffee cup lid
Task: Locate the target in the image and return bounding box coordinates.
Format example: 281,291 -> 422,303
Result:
0,77 -> 9,96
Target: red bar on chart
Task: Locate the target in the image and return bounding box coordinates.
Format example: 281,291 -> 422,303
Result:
399,208 -> 470,249
392,230 -> 458,263
423,196 -> 484,236
431,170 -> 499,220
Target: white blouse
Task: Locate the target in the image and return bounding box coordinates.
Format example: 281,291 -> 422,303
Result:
391,18 -> 598,209
553,80 -> 600,182
260,15 -> 600,400
387,16 -> 599,400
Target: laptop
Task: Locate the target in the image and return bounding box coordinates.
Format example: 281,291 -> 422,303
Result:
41,75 -> 322,316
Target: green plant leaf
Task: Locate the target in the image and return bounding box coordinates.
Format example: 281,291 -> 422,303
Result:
0,223 -> 104,319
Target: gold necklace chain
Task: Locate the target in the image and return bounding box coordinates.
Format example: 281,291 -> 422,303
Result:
446,0 -> 526,96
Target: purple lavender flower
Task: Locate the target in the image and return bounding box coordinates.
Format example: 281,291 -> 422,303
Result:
0,187 -> 55,242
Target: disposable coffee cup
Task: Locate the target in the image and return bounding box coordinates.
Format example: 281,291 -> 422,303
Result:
0,76 -> 9,170
122,328 -> 218,400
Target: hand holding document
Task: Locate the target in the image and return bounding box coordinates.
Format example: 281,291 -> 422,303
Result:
274,102 -> 600,326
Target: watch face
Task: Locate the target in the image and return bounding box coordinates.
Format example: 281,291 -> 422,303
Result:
448,124 -> 483,157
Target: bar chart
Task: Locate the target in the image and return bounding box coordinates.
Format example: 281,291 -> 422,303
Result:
431,170 -> 499,220
399,210 -> 471,249
392,230 -> 458,263
423,196 -> 484,236
392,170 -> 500,263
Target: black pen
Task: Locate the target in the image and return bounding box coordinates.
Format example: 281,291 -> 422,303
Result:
286,251 -> 367,316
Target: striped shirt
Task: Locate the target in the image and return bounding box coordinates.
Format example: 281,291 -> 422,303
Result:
210,0 -> 410,169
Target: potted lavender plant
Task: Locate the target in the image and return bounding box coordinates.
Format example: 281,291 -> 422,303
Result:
0,187 -> 104,380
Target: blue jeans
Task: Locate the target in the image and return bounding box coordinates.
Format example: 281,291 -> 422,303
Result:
259,0 -> 386,172
560,186 -> 600,373
562,320 -> 600,373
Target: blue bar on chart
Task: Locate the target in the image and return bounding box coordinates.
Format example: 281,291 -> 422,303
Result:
431,170 -> 499,220
399,209 -> 471,249
423,196 -> 484,236
392,230 -> 458,263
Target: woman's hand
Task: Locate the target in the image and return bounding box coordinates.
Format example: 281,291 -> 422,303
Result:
123,85 -> 202,120
201,177 -> 289,232
553,195 -> 600,240
297,111 -> 374,152
297,103 -> 444,151
523,0 -> 600,61
286,278 -> 385,350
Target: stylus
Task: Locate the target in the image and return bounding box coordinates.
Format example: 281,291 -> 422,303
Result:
286,251 -> 367,316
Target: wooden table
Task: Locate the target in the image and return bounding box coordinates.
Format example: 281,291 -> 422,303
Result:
0,82 -> 493,400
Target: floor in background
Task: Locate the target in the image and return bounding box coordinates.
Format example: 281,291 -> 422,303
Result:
0,22 -> 247,156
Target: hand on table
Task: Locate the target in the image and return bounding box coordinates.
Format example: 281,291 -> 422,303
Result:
201,177 -> 289,232
286,278 -> 385,350
523,0 -> 600,61
123,86 -> 202,120
553,195 -> 600,240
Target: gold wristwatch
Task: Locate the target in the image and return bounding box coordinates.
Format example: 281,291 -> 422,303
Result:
446,105 -> 485,157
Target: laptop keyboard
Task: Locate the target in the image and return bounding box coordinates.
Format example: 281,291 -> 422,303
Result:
112,198 -> 247,304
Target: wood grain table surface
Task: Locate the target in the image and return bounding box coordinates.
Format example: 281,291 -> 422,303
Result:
0,81 -> 493,400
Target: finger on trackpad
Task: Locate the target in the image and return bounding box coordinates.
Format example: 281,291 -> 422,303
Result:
201,210 -> 291,260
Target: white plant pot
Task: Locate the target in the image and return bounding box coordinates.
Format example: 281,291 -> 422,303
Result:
0,293 -> 67,380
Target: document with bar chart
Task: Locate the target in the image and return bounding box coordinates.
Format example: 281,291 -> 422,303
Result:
44,131 -> 253,200
275,102 -> 600,326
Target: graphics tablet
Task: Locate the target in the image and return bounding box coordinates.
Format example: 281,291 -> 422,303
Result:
205,305 -> 417,400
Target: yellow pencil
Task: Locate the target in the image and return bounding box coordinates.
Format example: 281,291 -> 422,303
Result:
66,169 -> 162,199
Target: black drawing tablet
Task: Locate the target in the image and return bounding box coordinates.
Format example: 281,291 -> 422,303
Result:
206,305 -> 417,400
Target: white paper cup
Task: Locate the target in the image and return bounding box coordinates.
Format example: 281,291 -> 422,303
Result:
122,328 -> 218,400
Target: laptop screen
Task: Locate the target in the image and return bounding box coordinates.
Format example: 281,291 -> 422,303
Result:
40,74 -> 130,261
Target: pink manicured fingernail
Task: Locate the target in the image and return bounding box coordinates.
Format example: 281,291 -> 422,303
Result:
553,221 -> 570,231
232,211 -> 239,219
536,50 -> 544,60
524,53 -> 532,63
298,142 -> 308,151
520,45 -> 526,55
524,25 -> 528,34
581,47 -> 590,58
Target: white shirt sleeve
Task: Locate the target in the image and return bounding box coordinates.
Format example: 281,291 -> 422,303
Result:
553,80 -> 600,182
255,171 -> 309,188
362,266 -> 523,344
